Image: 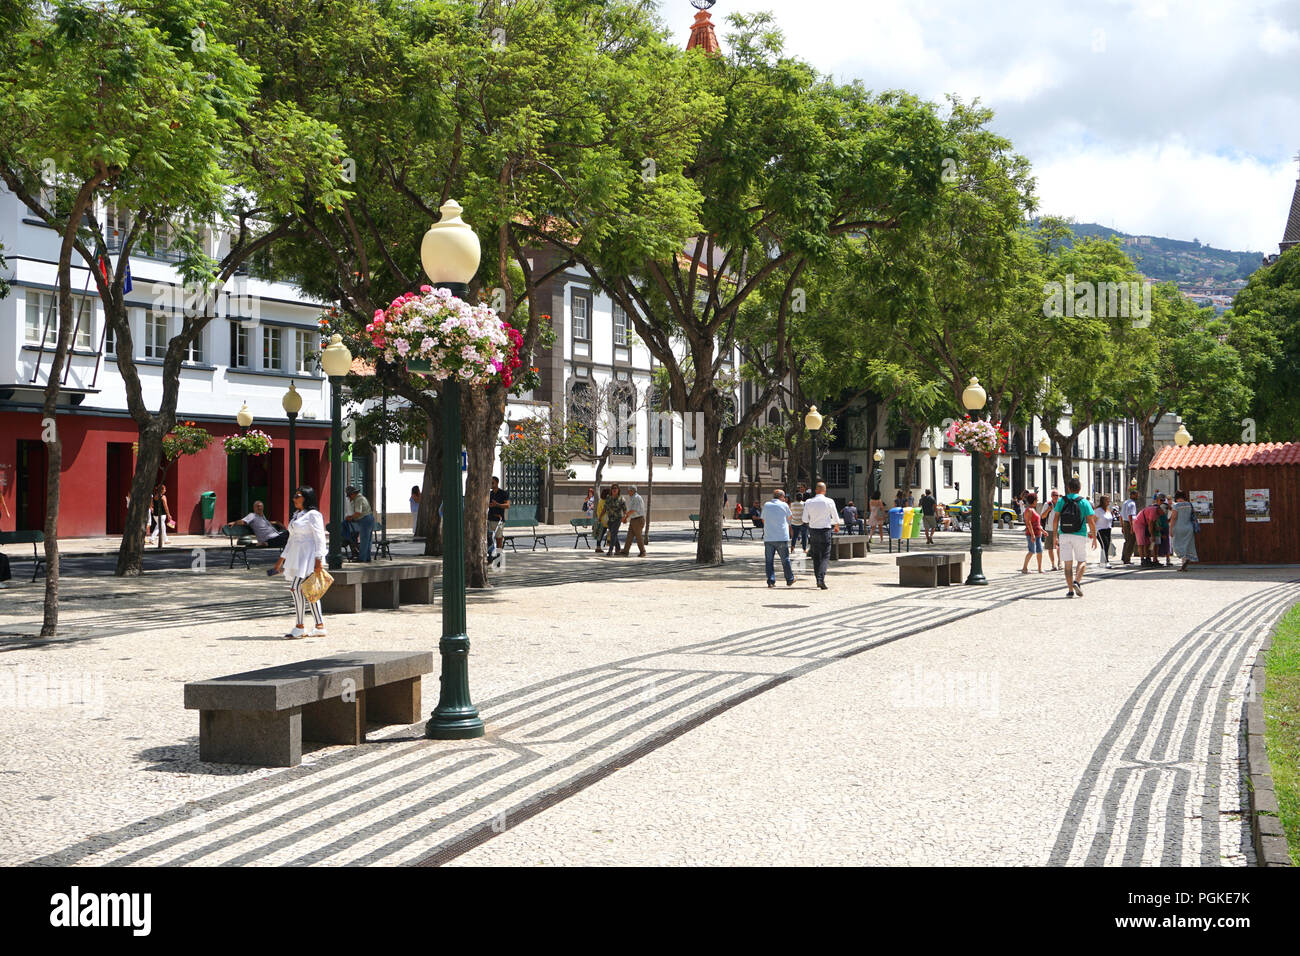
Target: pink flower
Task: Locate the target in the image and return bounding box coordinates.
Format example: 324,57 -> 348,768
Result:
420,285 -> 433,293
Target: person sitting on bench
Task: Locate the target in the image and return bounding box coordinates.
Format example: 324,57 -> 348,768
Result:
342,486 -> 375,561
234,500 -> 289,548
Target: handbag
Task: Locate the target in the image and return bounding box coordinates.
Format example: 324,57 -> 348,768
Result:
300,567 -> 334,603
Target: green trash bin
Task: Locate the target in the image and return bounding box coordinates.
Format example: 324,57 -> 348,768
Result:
199,491 -> 217,520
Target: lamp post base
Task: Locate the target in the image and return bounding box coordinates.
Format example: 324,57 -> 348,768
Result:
425,635 -> 485,739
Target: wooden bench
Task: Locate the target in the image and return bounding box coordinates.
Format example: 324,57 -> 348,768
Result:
184,651 -> 434,767
0,530 -> 44,581
896,552 -> 966,587
570,517 -> 592,549
502,516 -> 548,551
319,561 -> 441,614
218,522 -> 286,569
831,534 -> 869,560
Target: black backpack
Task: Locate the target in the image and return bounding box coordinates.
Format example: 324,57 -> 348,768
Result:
1059,495 -> 1084,534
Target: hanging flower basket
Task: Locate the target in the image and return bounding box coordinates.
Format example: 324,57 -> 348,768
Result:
368,286 -> 522,386
223,429 -> 274,456
948,416 -> 1007,457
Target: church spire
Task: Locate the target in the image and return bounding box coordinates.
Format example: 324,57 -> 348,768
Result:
686,1 -> 721,54
1281,151 -> 1300,254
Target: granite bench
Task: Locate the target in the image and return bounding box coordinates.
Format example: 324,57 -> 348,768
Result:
319,561 -> 441,614
184,651 -> 434,767
831,534 -> 869,560
896,552 -> 966,587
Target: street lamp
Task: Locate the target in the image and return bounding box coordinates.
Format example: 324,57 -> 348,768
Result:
1174,423 -> 1192,446
321,335 -> 352,572
962,376 -> 988,585
282,381 -> 302,520
873,447 -> 884,497
422,198 -> 485,741
1037,435 -> 1050,500
805,405 -> 823,490
236,401 -> 253,520
928,429 -> 939,503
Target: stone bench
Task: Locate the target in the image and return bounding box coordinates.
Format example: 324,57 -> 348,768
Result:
184,651 -> 434,767
896,551 -> 966,587
319,561 -> 441,614
831,534 -> 869,560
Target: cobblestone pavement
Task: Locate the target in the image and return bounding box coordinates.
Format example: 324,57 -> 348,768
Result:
1,531 -> 1294,866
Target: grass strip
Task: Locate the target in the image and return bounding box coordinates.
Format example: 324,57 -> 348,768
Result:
1263,601 -> 1300,864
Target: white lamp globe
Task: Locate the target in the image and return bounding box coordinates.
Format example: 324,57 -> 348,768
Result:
321,334 -> 353,378
961,377 -> 986,412
421,200 -> 481,285
236,402 -> 253,428
282,381 -> 303,415
804,406 -> 823,431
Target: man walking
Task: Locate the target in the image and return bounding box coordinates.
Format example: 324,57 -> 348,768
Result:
919,488 -> 937,544
761,489 -> 796,587
789,486 -> 808,553
1051,476 -> 1097,597
1120,488 -> 1140,565
620,485 -> 647,556
487,476 -> 510,557
803,481 -> 840,590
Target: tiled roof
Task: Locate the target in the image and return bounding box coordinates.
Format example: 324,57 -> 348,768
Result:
686,10 -> 721,54
350,357 -> 374,376
1282,178 -> 1300,252
1149,442 -> 1300,470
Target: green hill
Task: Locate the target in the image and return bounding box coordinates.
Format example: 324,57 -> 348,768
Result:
1054,222 -> 1265,286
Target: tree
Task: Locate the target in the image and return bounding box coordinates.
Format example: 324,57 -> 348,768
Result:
0,0 -> 349,581
554,13 -> 950,563
1225,246 -> 1300,442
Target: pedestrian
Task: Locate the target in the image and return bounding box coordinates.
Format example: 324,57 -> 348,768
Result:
1040,490 -> 1061,571
145,482 -> 174,545
582,487 -> 595,516
1051,475 -> 1097,598
620,484 -> 647,556
842,500 -> 859,535
868,491 -> 886,542
1020,492 -> 1044,574
486,476 -> 510,557
803,481 -> 840,590
1155,493 -> 1173,567
603,482 -> 626,555
1095,495 -> 1113,568
789,488 -> 808,553
761,489 -> 796,587
1138,496 -> 1161,567
270,486 -> 328,639
1170,489 -> 1199,572
1120,488 -> 1140,564
593,487 -> 610,550
919,488 -> 937,544
409,485 -> 421,518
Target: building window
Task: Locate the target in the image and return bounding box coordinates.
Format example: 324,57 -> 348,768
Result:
823,460 -> 848,487
402,443 -> 426,464
609,385 -> 635,457
943,461 -> 954,489
105,320 -> 116,355
184,325 -> 204,364
613,304 -> 629,346
24,292 -> 92,349
571,290 -> 590,341
1026,464 -> 1034,490
295,330 -> 315,373
894,460 -> 921,490
230,321 -> 250,368
1050,465 -> 1059,490
145,312 -> 168,359
263,326 -> 282,371
1094,470 -> 1102,495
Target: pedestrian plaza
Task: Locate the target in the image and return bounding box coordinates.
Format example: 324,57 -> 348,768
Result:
1,525 -> 1292,866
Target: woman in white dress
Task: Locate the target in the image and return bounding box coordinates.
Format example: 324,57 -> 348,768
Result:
270,486 -> 328,639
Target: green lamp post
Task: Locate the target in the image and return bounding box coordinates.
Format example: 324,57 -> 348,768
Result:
236,401 -> 253,521
421,199 -> 486,741
283,381 -> 302,520
321,335 -> 352,571
962,377 -> 988,586
805,405 -> 823,490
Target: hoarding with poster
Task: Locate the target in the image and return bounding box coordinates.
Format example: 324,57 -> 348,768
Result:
1190,490 -> 1213,523
1244,488 -> 1270,522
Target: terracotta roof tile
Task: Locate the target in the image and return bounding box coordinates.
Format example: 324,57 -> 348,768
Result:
1149,442 -> 1300,470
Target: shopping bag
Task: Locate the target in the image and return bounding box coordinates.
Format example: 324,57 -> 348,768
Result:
300,568 -> 334,603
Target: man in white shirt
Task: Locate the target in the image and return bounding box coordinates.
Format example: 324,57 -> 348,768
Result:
234,501 -> 288,548
620,485 -> 648,556
803,481 -> 841,590
1120,488 -> 1140,565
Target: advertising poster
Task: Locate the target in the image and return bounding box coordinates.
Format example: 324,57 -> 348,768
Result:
1245,488 -> 1270,522
1190,490 -> 1214,524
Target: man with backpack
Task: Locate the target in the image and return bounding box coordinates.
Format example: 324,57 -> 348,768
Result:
1050,476 -> 1098,597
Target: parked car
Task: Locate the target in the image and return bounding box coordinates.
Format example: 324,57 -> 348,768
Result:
949,498 -> 1019,525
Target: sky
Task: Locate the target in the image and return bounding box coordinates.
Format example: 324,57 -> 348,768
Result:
658,0 -> 1300,253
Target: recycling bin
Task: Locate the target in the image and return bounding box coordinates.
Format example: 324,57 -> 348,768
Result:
199,491 -> 217,519
888,506 -> 905,539
908,507 -> 923,538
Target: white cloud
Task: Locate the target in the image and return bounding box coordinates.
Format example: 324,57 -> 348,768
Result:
656,0 -> 1300,250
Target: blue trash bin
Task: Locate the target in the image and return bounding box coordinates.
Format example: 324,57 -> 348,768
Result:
888,507 -> 905,539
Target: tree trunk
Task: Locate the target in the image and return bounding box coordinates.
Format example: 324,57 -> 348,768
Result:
695,403 -> 725,564
977,451 -> 998,546
645,449 -> 654,544
39,328 -> 72,637
416,414 -> 443,556
116,426 -> 166,576
1136,413 -> 1161,499
461,385 -> 506,588
905,425 -> 922,497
